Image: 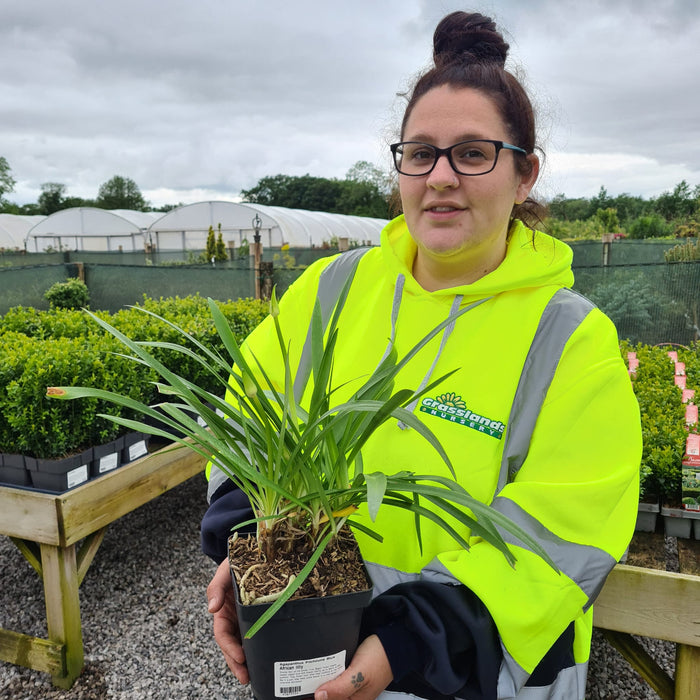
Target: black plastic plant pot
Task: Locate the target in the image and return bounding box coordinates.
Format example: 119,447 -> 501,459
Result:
91,437 -> 124,478
25,447 -> 93,492
0,453 -> 31,487
120,432 -> 149,465
232,568 -> 373,700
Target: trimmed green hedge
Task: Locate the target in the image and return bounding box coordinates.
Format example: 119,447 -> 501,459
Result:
0,294 -> 267,459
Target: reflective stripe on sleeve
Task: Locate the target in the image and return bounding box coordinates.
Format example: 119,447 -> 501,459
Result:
491,496 -> 616,609
497,288 -> 595,491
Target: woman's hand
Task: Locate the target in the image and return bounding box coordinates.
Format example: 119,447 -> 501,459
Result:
206,557 -> 249,684
314,635 -> 393,700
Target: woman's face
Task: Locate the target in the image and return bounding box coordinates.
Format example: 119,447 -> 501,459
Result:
399,85 -> 539,286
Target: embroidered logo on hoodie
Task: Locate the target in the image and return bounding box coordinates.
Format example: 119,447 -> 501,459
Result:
420,393 -> 505,439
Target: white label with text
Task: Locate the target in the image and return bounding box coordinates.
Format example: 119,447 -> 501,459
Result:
99,452 -> 119,473
129,440 -> 148,461
274,651 -> 346,697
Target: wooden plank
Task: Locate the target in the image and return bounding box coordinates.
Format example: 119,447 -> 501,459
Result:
76,527 -> 107,586
675,644 -> 700,700
0,487 -> 61,544
56,445 -> 205,546
602,630 -> 674,700
41,543 -> 84,688
0,628 -> 65,676
594,564 -> 700,646
10,537 -> 43,577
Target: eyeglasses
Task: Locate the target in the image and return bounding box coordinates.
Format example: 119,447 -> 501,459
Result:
390,139 -> 527,177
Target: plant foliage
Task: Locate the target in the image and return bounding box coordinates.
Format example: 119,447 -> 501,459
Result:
48,288 -> 558,635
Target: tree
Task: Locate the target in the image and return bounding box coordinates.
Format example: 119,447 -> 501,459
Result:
241,174 -> 344,212
594,207 -> 620,233
345,160 -> 392,196
96,175 -> 148,210
240,163 -> 391,218
627,215 -> 670,239
0,156 -> 16,202
215,229 -> 228,261
38,182 -> 67,215
205,225 -> 217,261
653,180 -> 698,221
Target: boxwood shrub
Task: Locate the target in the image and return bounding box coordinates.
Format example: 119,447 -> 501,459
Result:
622,340 -> 700,503
0,295 -> 267,460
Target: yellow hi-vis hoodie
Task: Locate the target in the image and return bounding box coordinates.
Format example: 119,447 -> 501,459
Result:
213,216 -> 642,699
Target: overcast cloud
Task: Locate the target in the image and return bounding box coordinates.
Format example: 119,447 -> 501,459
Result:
2,0 -> 699,208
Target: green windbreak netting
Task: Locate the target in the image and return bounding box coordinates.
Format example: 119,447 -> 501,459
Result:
2,258 -> 699,347
0,265 -> 72,313
569,240 -> 679,266
572,261 -> 700,345
85,265 -> 256,311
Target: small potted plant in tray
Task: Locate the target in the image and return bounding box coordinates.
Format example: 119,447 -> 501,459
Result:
48,288 -> 556,700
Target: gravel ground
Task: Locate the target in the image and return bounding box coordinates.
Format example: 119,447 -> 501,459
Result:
0,474 -> 676,699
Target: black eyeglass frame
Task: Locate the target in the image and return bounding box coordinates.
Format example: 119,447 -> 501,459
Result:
390,139 -> 528,177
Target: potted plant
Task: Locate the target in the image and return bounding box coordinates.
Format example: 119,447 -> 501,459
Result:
635,462 -> 659,532
48,289 -> 557,699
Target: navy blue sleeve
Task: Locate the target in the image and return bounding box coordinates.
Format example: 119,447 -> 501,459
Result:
200,480 -> 255,563
361,582 -> 501,700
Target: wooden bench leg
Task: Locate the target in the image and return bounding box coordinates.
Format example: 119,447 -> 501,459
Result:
675,644 -> 700,700
602,630 -> 674,700
40,543 -> 84,688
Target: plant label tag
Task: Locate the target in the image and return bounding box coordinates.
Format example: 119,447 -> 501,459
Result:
687,404 -> 699,426
682,390 -> 696,404
667,351 -> 678,362
627,351 -> 636,361
129,439 -> 148,461
675,362 -> 686,376
675,375 -> 687,390
274,651 -> 346,697
99,452 -> 119,474
687,434 -> 700,457
67,464 -> 89,489
628,358 -> 639,371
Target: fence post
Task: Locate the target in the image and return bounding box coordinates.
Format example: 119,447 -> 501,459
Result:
602,233 -> 614,266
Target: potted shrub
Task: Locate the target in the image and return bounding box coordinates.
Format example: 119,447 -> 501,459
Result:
635,462 -> 659,532
48,291 -> 557,699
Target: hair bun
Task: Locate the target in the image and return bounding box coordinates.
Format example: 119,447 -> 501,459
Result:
433,11 -> 509,68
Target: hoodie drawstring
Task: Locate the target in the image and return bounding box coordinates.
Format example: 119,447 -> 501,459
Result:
377,276 -> 492,430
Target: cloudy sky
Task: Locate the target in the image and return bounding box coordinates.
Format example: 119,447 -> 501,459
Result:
2,0 -> 699,209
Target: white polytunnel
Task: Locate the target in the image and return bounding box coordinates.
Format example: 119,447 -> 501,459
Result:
0,214 -> 46,250
21,202 -> 388,253
146,201 -> 388,251
25,208 -> 162,252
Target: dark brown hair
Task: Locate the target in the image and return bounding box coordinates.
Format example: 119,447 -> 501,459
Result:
400,11 -> 544,228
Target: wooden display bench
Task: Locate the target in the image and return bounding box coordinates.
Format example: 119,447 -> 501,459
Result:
593,532 -> 700,699
0,442 -> 205,688
1,452 -> 699,696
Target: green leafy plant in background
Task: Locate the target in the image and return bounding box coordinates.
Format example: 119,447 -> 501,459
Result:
44,278 -> 90,310
0,295 -> 268,459
48,287 -> 557,637
623,341 -> 699,504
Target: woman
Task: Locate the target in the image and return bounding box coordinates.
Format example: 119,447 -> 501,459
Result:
203,11 -> 641,700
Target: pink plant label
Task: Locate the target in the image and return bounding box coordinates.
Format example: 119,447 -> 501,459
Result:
675,375 -> 687,389
687,404 -> 699,426
627,352 -> 637,361
682,389 -> 696,404
675,362 -> 686,376
687,433 -> 700,456
628,358 -> 639,370
668,351 -> 678,362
